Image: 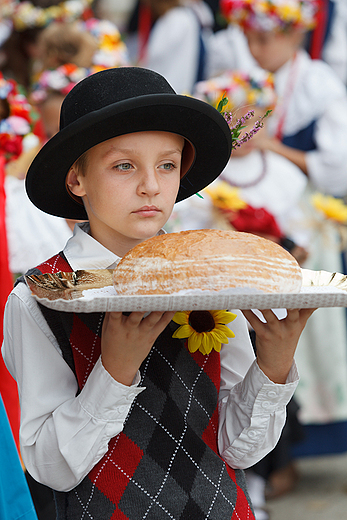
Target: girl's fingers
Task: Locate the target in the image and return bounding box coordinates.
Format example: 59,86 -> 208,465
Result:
242,309 -> 265,330
298,308 -> 316,320
259,309 -> 279,323
142,311 -> 175,329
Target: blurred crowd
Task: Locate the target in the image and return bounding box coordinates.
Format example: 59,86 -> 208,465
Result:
1,1 -> 347,520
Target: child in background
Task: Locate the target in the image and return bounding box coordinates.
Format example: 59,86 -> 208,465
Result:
220,0 -> 347,189
0,73 -> 74,276
1,0 -> 94,88
2,66 -> 314,519
190,69 -> 308,265
35,21 -> 98,71
137,0 -> 213,93
222,0 -> 347,495
30,17 -> 129,140
35,17 -> 129,76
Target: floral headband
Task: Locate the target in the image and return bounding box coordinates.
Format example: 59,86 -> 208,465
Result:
0,0 -> 14,20
0,73 -> 41,163
3,0 -> 93,32
194,70 -> 277,112
30,63 -> 107,103
80,18 -> 129,68
220,0 -> 319,32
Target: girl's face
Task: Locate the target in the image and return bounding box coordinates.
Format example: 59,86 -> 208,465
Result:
39,93 -> 64,140
67,131 -> 184,257
244,28 -> 304,73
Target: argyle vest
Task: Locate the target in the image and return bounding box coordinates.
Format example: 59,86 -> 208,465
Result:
30,253 -> 255,520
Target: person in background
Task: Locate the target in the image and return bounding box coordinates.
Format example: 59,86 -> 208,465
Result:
0,0 -> 94,88
30,16 -> 129,140
307,0 -> 347,86
1,73 -> 74,276
192,69 -> 308,264
136,0 -> 214,93
221,0 -> 347,500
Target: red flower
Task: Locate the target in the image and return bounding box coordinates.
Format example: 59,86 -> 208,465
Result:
222,204 -> 283,240
0,134 -> 23,162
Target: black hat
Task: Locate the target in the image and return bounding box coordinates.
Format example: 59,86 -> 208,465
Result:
26,67 -> 232,220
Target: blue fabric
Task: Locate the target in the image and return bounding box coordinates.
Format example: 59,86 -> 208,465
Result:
292,421 -> 347,457
196,30 -> 206,83
189,7 -> 206,84
0,395 -> 37,520
282,120 -> 316,152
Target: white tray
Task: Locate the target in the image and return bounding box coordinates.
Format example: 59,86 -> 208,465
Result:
25,284 -> 347,313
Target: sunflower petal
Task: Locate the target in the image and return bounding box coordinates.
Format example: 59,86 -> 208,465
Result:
215,323 -> 235,338
209,333 -> 223,352
172,311 -> 190,325
188,332 -> 204,353
209,328 -> 230,343
172,324 -> 192,339
212,310 -> 237,324
200,333 -> 213,355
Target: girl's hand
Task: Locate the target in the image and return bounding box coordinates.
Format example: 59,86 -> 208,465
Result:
242,308 -> 316,383
101,311 -> 175,386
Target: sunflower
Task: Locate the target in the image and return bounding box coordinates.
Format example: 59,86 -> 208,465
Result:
312,193 -> 347,224
204,181 -> 247,211
172,310 -> 237,355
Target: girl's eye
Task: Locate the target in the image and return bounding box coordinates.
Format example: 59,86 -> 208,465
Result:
115,163 -> 133,171
160,163 -> 175,171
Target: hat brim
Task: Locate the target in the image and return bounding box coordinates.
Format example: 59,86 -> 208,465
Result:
26,93 -> 232,219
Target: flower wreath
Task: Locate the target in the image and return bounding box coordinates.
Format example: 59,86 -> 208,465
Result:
80,18 -> 129,69
0,73 -> 41,164
194,71 -> 274,152
195,70 -> 277,113
220,0 -> 319,32
0,0 -> 14,20
30,63 -> 107,103
4,0 -> 93,32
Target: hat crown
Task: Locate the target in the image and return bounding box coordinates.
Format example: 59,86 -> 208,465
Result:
60,67 -> 175,130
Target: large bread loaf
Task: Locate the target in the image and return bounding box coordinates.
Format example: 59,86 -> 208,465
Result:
113,229 -> 302,295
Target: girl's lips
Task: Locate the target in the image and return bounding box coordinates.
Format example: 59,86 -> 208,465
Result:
133,206 -> 161,217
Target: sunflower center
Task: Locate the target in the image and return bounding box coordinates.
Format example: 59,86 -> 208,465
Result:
189,311 -> 215,333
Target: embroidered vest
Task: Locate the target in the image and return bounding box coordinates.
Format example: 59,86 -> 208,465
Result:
30,253 -> 254,520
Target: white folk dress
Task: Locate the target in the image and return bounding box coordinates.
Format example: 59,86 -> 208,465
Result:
268,49 -> 347,427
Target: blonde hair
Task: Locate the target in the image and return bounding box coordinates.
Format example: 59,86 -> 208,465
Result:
38,21 -> 98,69
73,150 -> 89,177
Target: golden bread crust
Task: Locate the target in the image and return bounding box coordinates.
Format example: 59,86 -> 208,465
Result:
113,230 -> 302,295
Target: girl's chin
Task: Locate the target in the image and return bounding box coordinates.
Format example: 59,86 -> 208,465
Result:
131,225 -> 165,241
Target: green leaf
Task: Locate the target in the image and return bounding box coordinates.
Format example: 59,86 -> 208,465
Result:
195,192 -> 204,199
217,94 -> 229,113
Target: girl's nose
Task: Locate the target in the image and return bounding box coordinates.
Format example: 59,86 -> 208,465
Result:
137,168 -> 160,196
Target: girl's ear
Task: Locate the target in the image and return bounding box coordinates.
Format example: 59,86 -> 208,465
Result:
66,167 -> 86,198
